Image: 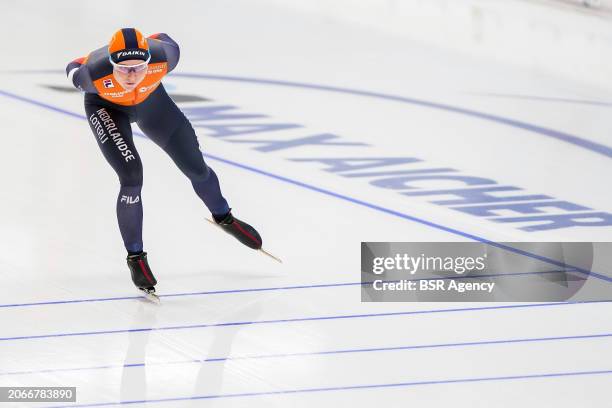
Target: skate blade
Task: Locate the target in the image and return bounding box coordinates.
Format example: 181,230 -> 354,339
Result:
139,288 -> 161,304
206,218 -> 282,263
259,248 -> 283,263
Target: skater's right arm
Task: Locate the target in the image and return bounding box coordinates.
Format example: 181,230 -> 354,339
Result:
65,56 -> 98,93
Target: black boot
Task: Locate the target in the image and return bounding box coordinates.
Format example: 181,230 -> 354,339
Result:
126,251 -> 157,290
214,211 -> 262,250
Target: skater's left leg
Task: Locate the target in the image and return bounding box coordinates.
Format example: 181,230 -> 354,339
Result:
136,85 -> 262,250
136,86 -> 230,218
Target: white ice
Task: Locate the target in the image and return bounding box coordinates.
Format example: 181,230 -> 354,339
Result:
0,1 -> 611,406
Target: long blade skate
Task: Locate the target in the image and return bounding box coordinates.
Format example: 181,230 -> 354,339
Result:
139,287 -> 161,304
206,218 -> 283,263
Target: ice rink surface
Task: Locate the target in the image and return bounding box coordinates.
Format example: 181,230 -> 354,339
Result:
1,0 -> 612,406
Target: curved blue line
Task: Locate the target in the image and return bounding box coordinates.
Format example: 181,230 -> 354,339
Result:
0,281 -> 364,309
0,301 -> 608,342
8,69 -> 612,158
4,332 -> 611,377
169,72 -> 612,158
467,92 -> 612,107
43,369 -> 612,407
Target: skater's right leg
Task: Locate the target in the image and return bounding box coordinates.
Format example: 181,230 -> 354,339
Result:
84,100 -> 145,255
85,100 -> 158,292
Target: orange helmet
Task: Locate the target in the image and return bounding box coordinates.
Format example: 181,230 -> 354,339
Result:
108,28 -> 150,64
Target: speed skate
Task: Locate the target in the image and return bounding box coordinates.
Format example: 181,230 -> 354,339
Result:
205,218 -> 283,263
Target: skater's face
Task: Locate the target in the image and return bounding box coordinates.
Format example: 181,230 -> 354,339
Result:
112,59 -> 148,91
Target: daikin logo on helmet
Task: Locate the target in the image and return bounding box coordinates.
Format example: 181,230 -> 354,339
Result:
116,50 -> 147,58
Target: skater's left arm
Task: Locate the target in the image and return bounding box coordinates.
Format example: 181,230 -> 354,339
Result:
148,33 -> 180,73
